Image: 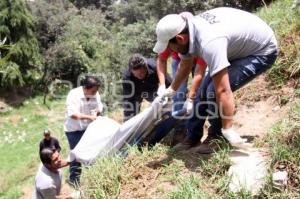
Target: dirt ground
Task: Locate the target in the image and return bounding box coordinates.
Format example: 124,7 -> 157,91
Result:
233,75 -> 294,138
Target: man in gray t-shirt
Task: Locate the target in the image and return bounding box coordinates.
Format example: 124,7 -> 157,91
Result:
153,7 -> 278,150
33,148 -> 71,199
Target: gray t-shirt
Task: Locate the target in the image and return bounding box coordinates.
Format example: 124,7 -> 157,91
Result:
32,164 -> 62,199
182,7 -> 278,76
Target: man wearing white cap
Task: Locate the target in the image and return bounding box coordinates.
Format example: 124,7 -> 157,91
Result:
153,7 -> 278,149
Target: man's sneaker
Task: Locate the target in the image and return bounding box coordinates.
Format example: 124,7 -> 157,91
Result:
172,137 -> 200,151
221,128 -> 247,146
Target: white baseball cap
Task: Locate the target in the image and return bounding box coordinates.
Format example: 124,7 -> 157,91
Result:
153,14 -> 186,54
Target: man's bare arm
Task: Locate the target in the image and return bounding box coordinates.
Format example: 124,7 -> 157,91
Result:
170,58 -> 193,91
71,113 -> 97,121
188,64 -> 206,99
156,57 -> 167,85
212,68 -> 234,129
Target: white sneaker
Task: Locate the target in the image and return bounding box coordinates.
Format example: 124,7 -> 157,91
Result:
221,128 -> 246,146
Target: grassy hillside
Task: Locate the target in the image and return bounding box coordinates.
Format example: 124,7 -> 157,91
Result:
79,102 -> 299,198
258,103 -> 300,198
81,0 -> 300,198
0,0 -> 299,198
258,0 -> 300,84
0,97 -> 68,198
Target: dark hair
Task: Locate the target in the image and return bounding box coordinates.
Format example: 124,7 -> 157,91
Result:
128,54 -> 147,70
82,75 -> 101,89
43,129 -> 51,136
40,148 -> 55,165
169,22 -> 189,43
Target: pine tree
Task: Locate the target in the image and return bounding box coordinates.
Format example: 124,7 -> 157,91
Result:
0,0 -> 42,87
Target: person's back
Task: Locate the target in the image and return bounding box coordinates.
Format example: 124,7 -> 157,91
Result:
192,7 -> 277,61
39,130 -> 61,153
33,164 -> 62,199
39,137 -> 60,151
153,7 -> 278,150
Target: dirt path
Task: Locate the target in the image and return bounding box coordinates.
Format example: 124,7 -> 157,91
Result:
233,75 -> 293,139
234,95 -> 287,138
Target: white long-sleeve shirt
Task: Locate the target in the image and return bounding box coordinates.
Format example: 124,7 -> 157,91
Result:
64,86 -> 103,132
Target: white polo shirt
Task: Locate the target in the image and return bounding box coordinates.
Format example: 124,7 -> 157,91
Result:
64,86 -> 103,132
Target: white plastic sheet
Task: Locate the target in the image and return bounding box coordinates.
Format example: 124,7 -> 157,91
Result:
70,97 -> 172,165
70,116 -> 120,164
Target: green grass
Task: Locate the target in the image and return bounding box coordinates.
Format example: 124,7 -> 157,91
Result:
81,155 -> 123,199
81,141 -> 236,198
0,1 -> 299,198
0,96 -> 68,199
258,0 -> 300,85
169,175 -> 205,199
257,102 -> 300,198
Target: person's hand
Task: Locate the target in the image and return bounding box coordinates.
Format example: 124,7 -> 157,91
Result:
90,109 -> 98,117
183,98 -> 194,115
157,84 -> 166,96
89,115 -> 97,121
162,87 -> 176,98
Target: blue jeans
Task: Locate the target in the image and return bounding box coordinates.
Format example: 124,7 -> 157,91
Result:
65,130 -> 85,184
147,112 -> 179,147
187,51 -> 278,141
171,59 -> 196,132
147,58 -> 198,146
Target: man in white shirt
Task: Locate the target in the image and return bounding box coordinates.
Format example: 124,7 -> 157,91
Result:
64,75 -> 103,186
33,148 -> 71,199
153,7 -> 278,150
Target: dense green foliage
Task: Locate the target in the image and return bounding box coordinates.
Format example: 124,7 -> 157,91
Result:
0,0 -> 42,87
0,0 -> 294,106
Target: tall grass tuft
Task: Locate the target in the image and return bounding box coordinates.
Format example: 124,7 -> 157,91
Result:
258,0 -> 300,85
81,154 -> 123,199
258,102 -> 300,197
169,175 -> 205,199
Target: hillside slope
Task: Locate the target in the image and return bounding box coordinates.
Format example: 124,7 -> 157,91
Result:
79,0 -> 300,198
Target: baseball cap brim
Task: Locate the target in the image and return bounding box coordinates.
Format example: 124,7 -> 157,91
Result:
153,40 -> 168,54
153,14 -> 187,54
